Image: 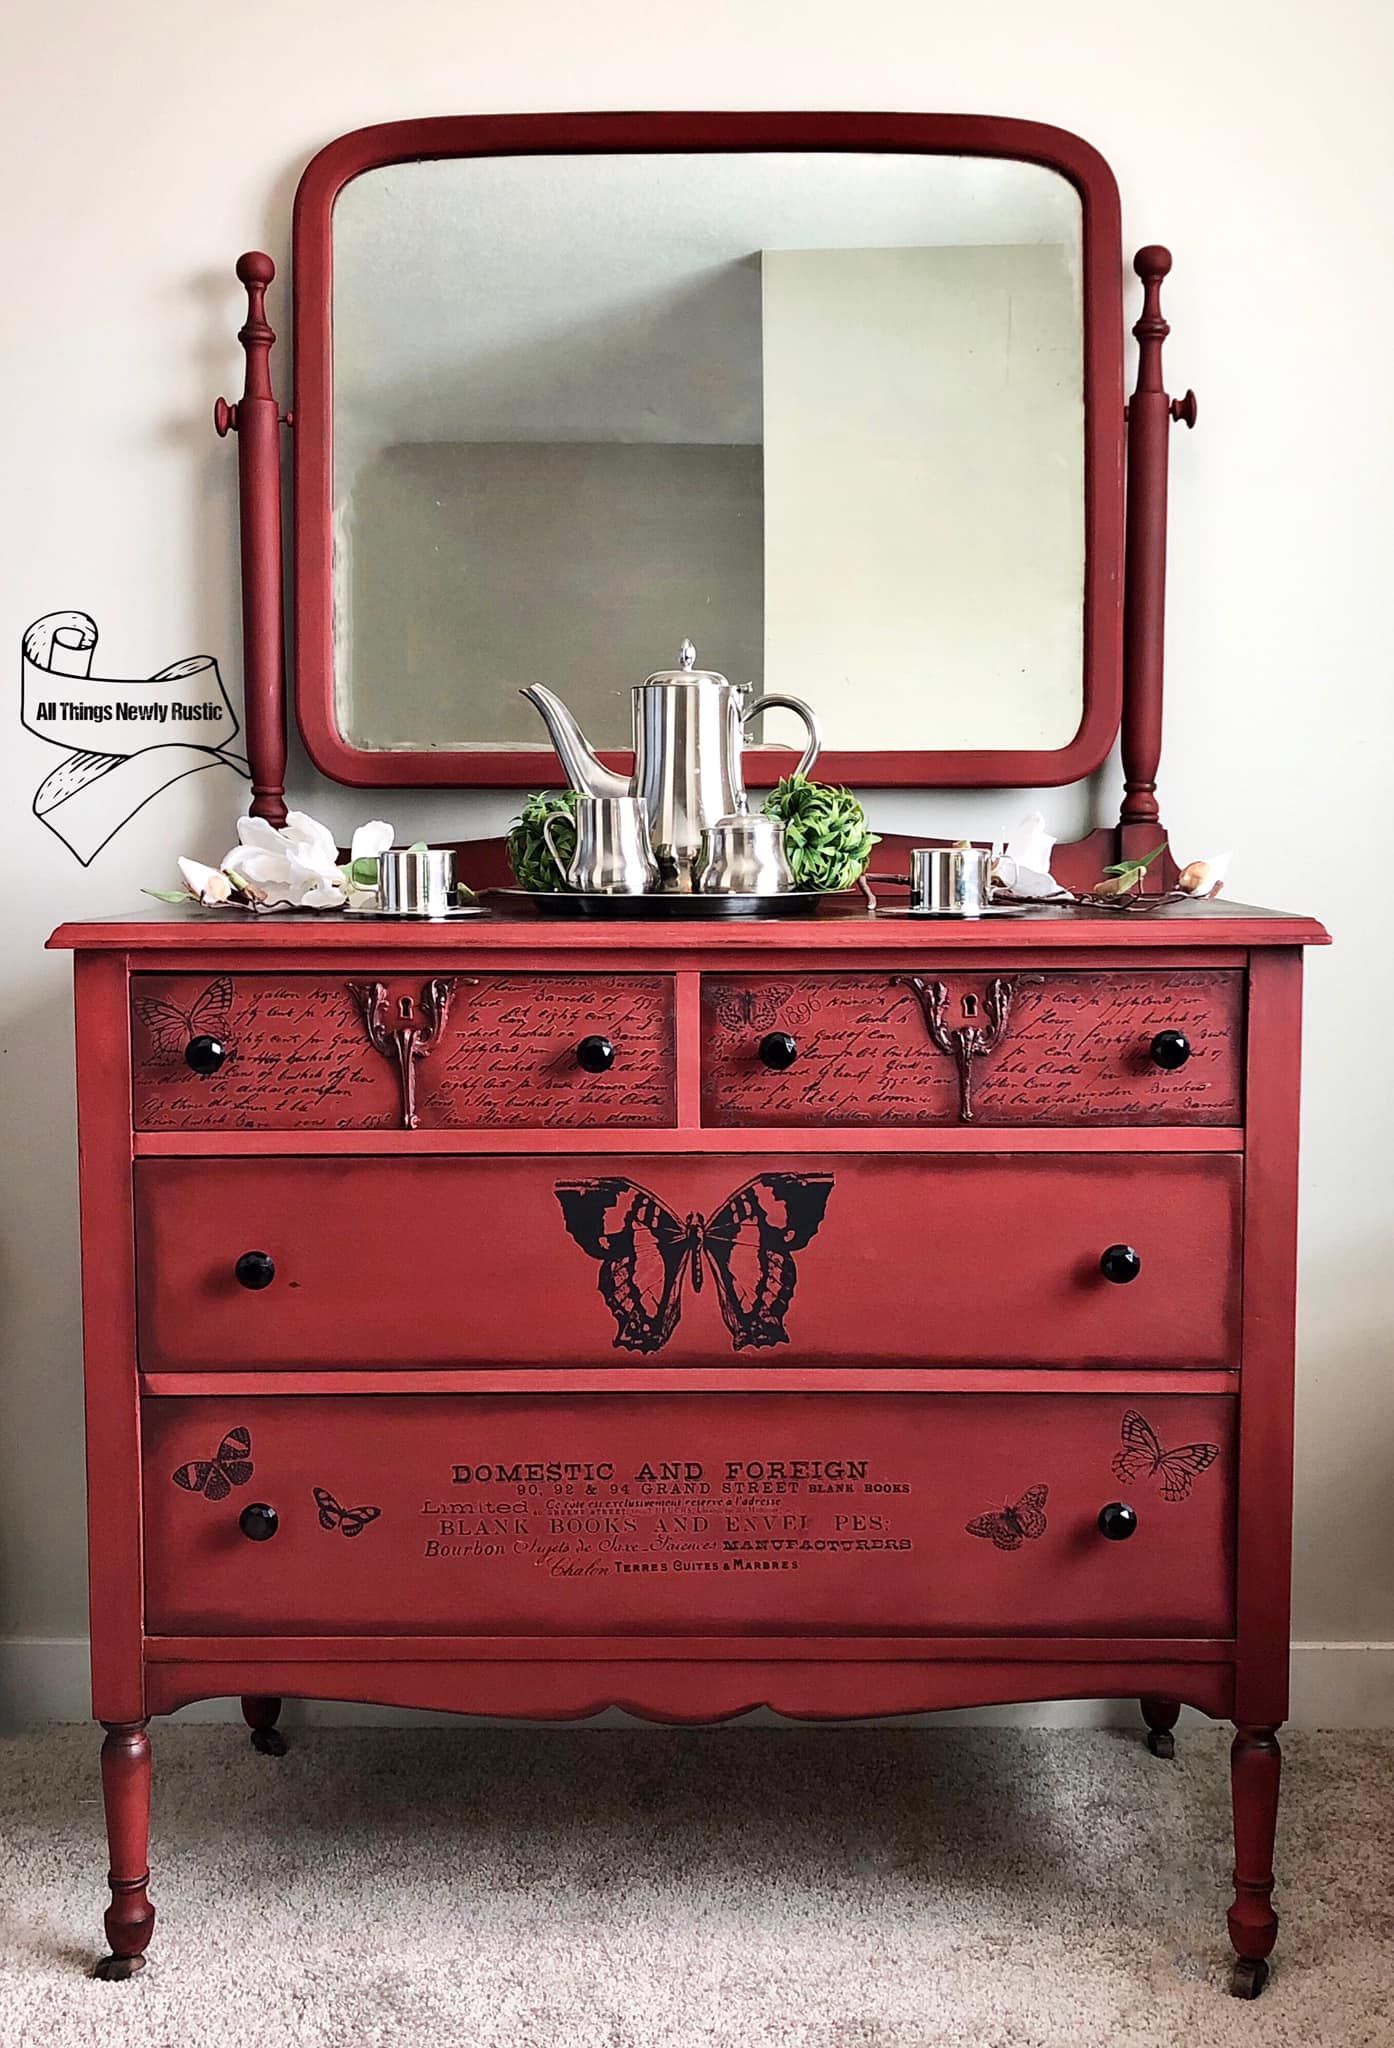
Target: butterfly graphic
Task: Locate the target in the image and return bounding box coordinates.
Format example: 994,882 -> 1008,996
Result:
555,1172 -> 834,1353
709,987 -> 812,1033
1112,1410 -> 1220,1502
172,1425 -> 253,1501
965,1484 -> 1049,1551
134,975 -> 234,1065
313,1487 -> 381,1538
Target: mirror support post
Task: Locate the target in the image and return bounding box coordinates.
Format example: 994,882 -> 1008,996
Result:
215,252 -> 290,827
1119,245 -> 1196,887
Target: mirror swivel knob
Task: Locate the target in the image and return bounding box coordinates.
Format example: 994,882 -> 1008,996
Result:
758,1031 -> 799,1071
1149,1029 -> 1192,1071
575,1035 -> 615,1074
234,1250 -> 276,1291
238,1503 -> 279,1542
184,1034 -> 229,1076
1100,1244 -> 1142,1285
1098,1502 -> 1139,1542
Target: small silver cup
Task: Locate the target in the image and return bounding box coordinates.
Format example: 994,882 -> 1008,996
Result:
378,846 -> 457,916
696,814 -> 794,896
543,796 -> 659,895
909,845 -> 994,915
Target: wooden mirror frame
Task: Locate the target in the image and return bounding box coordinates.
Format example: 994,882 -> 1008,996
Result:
219,111 -> 1192,891
297,112 -> 1127,791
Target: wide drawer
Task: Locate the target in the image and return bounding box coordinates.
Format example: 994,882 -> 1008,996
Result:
131,972 -> 675,1130
135,1153 -> 1240,1370
701,970 -> 1244,1126
142,1391 -> 1236,1637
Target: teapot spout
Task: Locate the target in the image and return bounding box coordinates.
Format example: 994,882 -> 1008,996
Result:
520,685 -> 632,800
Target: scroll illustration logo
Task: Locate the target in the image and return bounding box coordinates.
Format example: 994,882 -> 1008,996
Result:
21,611 -> 249,864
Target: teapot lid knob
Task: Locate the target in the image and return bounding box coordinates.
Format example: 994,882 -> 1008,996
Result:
678,639 -> 696,671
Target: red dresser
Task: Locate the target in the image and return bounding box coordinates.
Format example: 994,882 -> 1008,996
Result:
51,895 -> 1326,1990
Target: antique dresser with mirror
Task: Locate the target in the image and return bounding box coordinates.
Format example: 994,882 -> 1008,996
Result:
50,112 -> 1326,1997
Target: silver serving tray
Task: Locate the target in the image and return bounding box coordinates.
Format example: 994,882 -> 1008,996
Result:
343,902 -> 488,919
873,900 -> 1057,920
488,888 -> 828,920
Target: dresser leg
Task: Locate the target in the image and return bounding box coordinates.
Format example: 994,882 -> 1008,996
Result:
241,1694 -> 288,1757
1140,1695 -> 1180,1759
93,1720 -> 155,1980
1227,1722 -> 1281,1998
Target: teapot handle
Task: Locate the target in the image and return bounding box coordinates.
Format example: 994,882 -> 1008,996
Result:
742,694 -> 822,782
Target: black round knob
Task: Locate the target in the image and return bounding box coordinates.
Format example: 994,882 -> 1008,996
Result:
238,1502 -> 279,1542
758,1031 -> 799,1071
184,1034 -> 229,1075
234,1250 -> 276,1291
1097,1501 -> 1139,1542
1100,1243 -> 1142,1285
1149,1029 -> 1192,1071
575,1035 -> 615,1074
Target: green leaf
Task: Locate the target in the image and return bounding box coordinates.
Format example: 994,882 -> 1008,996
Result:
142,888 -> 193,903
347,856 -> 381,887
1103,841 -> 1166,877
407,840 -> 429,854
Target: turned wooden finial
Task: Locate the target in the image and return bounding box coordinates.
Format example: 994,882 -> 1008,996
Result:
215,253 -> 284,434
1131,246 -> 1197,427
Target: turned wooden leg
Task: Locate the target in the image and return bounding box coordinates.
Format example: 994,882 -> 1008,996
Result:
93,1720 -> 155,1980
1140,1695 -> 1180,1759
241,1694 -> 288,1757
1227,1723 -> 1281,1998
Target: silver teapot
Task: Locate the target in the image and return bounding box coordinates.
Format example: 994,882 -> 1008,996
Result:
521,642 -> 820,890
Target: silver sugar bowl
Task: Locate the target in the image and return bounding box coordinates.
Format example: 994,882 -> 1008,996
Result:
695,814 -> 794,896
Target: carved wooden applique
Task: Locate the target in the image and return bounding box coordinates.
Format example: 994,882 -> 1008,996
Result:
346,977 -> 465,1130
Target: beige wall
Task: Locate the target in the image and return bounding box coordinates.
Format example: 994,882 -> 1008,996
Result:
2,0 -> 1391,1722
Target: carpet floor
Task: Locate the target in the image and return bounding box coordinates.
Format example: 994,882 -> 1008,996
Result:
1,1724 -> 1390,2048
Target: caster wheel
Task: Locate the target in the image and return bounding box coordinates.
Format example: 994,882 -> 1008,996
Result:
92,1954 -> 146,1982
1146,1728 -> 1175,1760
250,1726 -> 288,1757
1228,1957 -> 1269,2000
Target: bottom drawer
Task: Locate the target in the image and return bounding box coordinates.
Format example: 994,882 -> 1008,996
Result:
142,1392 -> 1235,1639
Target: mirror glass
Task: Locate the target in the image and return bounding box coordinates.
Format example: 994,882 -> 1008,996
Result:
331,152 -> 1084,755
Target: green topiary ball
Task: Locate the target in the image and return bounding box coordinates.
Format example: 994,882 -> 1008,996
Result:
761,774 -> 878,893
507,790 -> 579,892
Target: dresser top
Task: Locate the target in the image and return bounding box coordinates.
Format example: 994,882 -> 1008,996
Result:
49,895 -> 1329,953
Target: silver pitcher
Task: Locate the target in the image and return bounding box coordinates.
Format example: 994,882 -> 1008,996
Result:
542,796 -> 659,895
521,641 -> 821,890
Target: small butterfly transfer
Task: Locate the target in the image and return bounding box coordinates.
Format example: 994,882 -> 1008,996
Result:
135,975 -> 234,1066
313,1488 -> 381,1539
709,987 -> 813,1033
965,1484 -> 1049,1551
172,1426 -> 253,1501
1112,1410 -> 1219,1502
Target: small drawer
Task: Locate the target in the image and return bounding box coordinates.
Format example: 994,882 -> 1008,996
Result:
701,970 -> 1244,1127
131,973 -> 675,1130
142,1390 -> 1235,1638
135,1152 -> 1239,1371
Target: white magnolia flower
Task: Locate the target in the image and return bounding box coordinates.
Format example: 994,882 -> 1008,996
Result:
993,811 -> 1066,898
177,857 -> 234,906
344,819 -> 395,908
221,811 -> 350,909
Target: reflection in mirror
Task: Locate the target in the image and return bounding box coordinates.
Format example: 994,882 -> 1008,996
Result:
332,152 -> 1084,756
